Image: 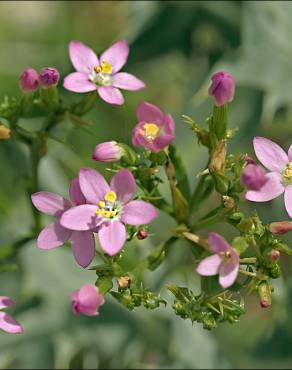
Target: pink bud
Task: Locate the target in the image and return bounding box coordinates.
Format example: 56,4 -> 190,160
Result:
241,164 -> 267,191
39,67 -> 60,88
246,155 -> 255,165
137,229 -> 148,240
92,141 -> 124,162
269,221 -> 292,235
19,68 -> 39,92
71,284 -> 104,317
269,249 -> 280,262
208,71 -> 235,106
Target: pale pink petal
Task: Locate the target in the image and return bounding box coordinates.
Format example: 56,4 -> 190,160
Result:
111,72 -> 145,91
60,205 -> 100,231
0,297 -> 14,310
253,137 -> 288,172
100,40 -> 129,73
110,169 -> 136,204
121,200 -> 158,225
196,254 -> 222,276
79,167 -> 110,204
219,249 -> 239,288
161,114 -> 175,136
31,192 -> 71,217
37,221 -> 72,249
208,232 -> 230,253
77,284 -> 104,315
69,40 -> 99,73
63,72 -> 97,93
98,221 -> 126,256
154,134 -> 175,151
245,172 -> 285,202
70,177 -> 86,206
71,231 -> 96,268
136,101 -> 163,123
288,144 -> 292,161
284,186 -> 292,218
97,86 -> 124,105
0,312 -> 23,334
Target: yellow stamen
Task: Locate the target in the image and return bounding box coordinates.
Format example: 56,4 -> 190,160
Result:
283,162 -> 292,180
94,66 -> 102,74
104,191 -> 117,203
98,201 -> 106,208
141,123 -> 159,142
101,60 -> 112,74
104,211 -> 111,218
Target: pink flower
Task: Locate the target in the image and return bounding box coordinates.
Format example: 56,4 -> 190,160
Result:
208,71 -> 235,106
0,296 -> 23,334
71,284 -> 104,316
245,137 -> 292,217
31,177 -> 96,268
132,102 -> 175,152
196,232 -> 239,289
63,40 -> 145,105
19,68 -> 39,92
60,168 -> 158,256
241,163 -> 268,191
92,141 -> 124,162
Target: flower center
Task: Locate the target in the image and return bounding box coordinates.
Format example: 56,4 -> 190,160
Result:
95,191 -> 121,219
89,60 -> 113,86
219,251 -> 232,263
140,123 -> 160,142
282,162 -> 292,185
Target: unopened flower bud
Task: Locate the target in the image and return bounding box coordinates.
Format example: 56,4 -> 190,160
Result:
92,141 -> 124,162
0,125 -> 11,140
19,68 -> 39,92
222,195 -> 235,209
137,229 -> 148,240
268,249 -> 280,262
241,164 -> 267,191
269,221 -> 292,235
39,67 -> 60,88
118,276 -> 131,290
208,71 -> 235,106
258,282 -> 271,308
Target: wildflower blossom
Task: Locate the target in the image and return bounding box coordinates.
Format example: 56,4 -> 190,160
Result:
19,68 -> 39,92
0,296 -> 23,334
132,102 -> 175,152
71,284 -> 104,316
60,168 -> 158,255
39,67 -> 60,88
245,137 -> 292,217
208,71 -> 235,106
92,141 -> 124,162
196,232 -> 239,289
63,40 -> 145,105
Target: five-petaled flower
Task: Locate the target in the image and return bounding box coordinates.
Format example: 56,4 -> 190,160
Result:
0,296 -> 23,334
63,40 -> 145,105
32,177 -> 96,268
132,102 -> 175,152
71,284 -> 104,316
196,232 -> 239,289
60,168 -> 158,256
245,137 -> 292,217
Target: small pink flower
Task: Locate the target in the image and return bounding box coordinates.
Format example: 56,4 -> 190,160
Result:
39,67 -> 60,88
208,71 -> 235,106
245,137 -> 292,217
0,296 -> 23,334
269,221 -> 292,234
19,68 -> 39,92
92,141 -> 124,162
60,168 -> 158,256
241,163 -> 268,191
132,102 -> 175,152
31,177 -> 96,268
63,40 -> 145,105
71,284 -> 104,316
196,232 -> 239,289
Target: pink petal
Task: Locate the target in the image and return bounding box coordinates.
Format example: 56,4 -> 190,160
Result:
0,312 -> 23,334
208,232 -> 230,253
60,205 -> 100,231
78,284 -> 104,313
100,40 -> 129,73
31,192 -> 71,217
121,200 -> 158,225
245,172 -> 285,202
63,72 -> 97,93
79,167 -> 110,204
161,113 -> 175,136
70,177 -> 86,206
71,231 -> 96,268
219,249 -> 239,288
136,101 -> 164,123
288,144 -> 292,161
196,254 -> 222,276
110,169 -> 136,204
37,221 -> 72,249
284,186 -> 292,218
154,134 -> 175,151
98,221 -> 126,256
253,137 -> 288,172
111,72 -> 145,91
69,40 -> 99,74
97,86 -> 124,105
0,296 -> 14,310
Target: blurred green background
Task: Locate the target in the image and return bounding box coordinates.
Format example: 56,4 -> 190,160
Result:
1,1 -> 292,368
